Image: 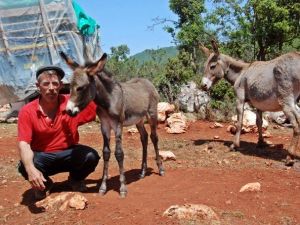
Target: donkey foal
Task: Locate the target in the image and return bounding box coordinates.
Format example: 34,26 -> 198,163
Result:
60,52 -> 165,197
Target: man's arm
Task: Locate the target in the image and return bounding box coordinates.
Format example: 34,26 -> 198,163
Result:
77,101 -> 97,125
19,141 -> 46,190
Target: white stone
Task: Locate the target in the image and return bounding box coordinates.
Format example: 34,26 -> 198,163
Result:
165,112 -> 188,134
163,204 -> 219,221
239,182 -> 261,192
159,151 -> 176,161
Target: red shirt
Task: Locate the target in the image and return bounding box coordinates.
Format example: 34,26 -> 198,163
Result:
18,94 -> 97,152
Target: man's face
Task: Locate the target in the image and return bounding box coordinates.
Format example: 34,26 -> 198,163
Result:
36,71 -> 62,103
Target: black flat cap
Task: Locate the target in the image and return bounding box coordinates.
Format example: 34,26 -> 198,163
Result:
36,65 -> 65,80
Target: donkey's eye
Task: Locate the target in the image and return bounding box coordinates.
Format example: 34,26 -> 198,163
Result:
210,64 -> 216,70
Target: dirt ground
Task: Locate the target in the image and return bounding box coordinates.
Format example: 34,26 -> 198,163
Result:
0,119 -> 300,225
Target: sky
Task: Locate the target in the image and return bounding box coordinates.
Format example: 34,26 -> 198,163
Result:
75,1 -> 178,56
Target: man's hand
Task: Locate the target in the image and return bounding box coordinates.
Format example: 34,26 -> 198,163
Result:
18,141 -> 47,190
26,165 -> 47,190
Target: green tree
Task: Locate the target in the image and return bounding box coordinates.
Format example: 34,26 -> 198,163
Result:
156,50 -> 195,102
153,0 -> 209,102
106,44 -> 139,81
207,0 -> 300,60
110,45 -> 130,62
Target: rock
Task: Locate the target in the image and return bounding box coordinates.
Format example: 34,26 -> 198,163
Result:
159,151 -> 176,161
68,194 -> 87,210
1,179 -> 7,184
227,125 -> 237,134
265,111 -> 291,126
231,110 -> 269,130
262,131 -> 272,138
36,192 -> 70,210
165,112 -> 188,134
239,182 -> 261,192
36,192 -> 87,211
59,200 -> 69,211
157,102 -> 175,122
223,159 -> 230,165
163,204 -> 219,221
265,161 -> 273,167
127,127 -> 138,134
210,122 -> 224,128
178,81 -> 210,114
0,104 -> 11,112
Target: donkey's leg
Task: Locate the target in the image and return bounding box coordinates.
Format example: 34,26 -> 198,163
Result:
136,121 -> 148,178
282,102 -> 300,165
114,123 -> 127,197
256,110 -> 268,147
231,97 -> 245,151
99,122 -> 111,195
148,116 -> 165,176
274,65 -> 300,165
292,104 -> 300,158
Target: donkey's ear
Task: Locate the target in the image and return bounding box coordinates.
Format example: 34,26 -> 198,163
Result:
211,39 -> 220,55
199,44 -> 211,57
59,51 -> 79,70
87,53 -> 108,76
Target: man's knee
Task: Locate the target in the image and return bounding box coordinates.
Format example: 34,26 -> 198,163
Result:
85,151 -> 100,165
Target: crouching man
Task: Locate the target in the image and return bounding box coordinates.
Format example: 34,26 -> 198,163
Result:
17,65 -> 100,200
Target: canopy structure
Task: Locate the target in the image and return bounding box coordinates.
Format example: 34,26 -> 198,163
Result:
0,0 -> 102,105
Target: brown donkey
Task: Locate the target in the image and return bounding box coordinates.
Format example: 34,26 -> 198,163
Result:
60,52 -> 165,197
201,41 -> 300,166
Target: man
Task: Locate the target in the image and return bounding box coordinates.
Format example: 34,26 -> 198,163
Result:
17,65 -> 100,200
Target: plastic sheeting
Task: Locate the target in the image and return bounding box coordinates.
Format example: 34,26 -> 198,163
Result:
0,0 -> 102,104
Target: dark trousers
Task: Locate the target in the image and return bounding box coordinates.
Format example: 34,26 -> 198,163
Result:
18,144 -> 100,181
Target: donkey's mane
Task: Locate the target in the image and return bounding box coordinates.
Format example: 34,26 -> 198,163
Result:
93,68 -> 118,95
222,54 -> 250,72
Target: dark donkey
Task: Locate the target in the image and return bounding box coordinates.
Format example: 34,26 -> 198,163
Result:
201,41 -> 300,165
60,52 -> 165,197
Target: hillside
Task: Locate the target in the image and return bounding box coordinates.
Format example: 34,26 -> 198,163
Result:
131,46 -> 178,65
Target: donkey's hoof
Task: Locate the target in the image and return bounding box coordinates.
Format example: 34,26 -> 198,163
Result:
98,189 -> 106,196
230,144 -> 237,151
139,171 -> 146,179
285,156 -> 295,167
159,169 -> 165,176
120,191 -> 127,198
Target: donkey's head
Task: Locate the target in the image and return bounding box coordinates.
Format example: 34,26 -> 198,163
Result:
60,52 -> 107,116
200,40 -> 225,91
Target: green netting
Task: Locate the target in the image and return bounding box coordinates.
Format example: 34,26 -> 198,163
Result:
72,0 -> 99,36
0,0 -> 99,36
0,0 -> 102,99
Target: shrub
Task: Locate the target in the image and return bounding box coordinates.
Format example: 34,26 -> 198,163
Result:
206,80 -> 236,121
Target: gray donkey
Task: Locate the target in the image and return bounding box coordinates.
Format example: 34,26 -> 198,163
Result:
201,41 -> 300,166
60,52 -> 165,197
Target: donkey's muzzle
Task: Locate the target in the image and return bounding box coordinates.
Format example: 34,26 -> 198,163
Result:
66,100 -> 80,117
66,109 -> 78,117
201,77 -> 213,91
201,83 -> 208,91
